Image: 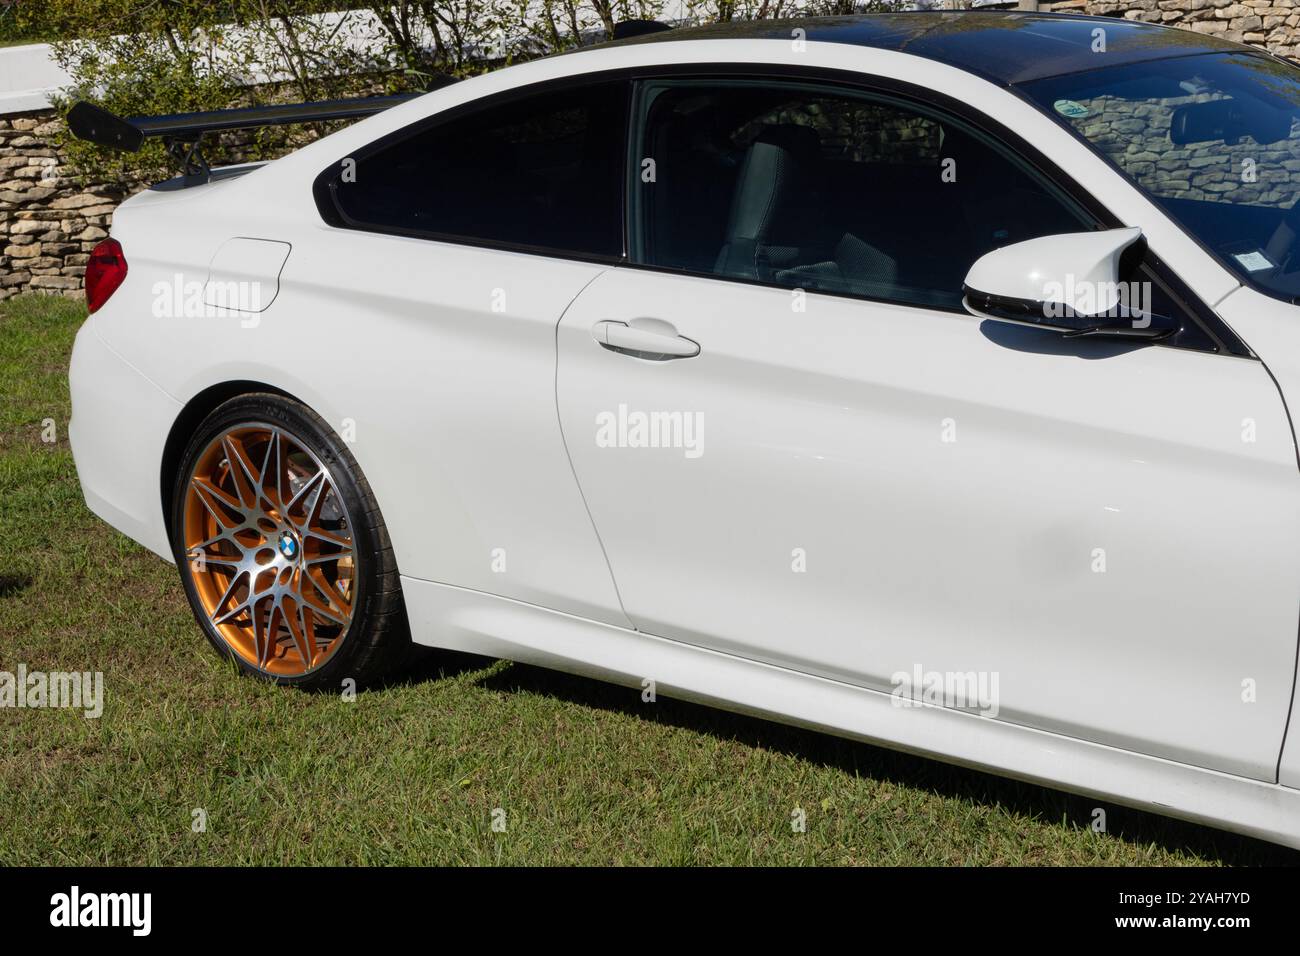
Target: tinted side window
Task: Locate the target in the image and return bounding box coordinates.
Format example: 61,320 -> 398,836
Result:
326,82 -> 627,257
631,81 -> 1089,309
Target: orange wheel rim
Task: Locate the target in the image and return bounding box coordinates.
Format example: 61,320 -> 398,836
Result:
183,423 -> 357,677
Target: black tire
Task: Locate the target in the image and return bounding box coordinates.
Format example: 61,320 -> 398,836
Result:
170,392 -> 411,690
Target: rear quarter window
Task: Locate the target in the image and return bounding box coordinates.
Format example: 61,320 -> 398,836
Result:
318,81 -> 628,259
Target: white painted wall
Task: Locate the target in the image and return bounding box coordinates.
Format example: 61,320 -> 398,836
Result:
0,43 -> 72,114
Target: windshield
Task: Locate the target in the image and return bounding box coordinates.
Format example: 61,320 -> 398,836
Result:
1020,52 -> 1300,301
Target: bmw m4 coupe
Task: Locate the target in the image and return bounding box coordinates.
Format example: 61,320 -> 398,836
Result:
67,12 -> 1300,848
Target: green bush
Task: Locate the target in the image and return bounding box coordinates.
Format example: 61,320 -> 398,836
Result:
32,1 -> 393,180
34,0 -> 660,180
31,0 -> 901,182
0,0 -> 52,44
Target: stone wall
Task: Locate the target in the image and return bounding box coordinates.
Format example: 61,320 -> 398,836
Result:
1048,0 -> 1300,56
0,110 -> 129,301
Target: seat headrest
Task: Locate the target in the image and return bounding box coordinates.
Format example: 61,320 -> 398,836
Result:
751,124 -> 822,159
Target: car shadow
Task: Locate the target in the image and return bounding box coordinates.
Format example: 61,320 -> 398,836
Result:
0,574 -> 35,598
359,646 -> 494,691
444,657 -> 1300,865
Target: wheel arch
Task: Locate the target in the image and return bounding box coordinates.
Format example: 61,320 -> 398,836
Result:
159,379 -> 299,545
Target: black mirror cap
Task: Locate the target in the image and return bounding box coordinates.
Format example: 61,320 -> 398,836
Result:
963,286 -> 1179,341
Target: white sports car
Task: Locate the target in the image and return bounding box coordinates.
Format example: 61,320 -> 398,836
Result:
67,11 -> 1300,849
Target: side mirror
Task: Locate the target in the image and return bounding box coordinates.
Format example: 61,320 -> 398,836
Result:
962,227 -> 1178,340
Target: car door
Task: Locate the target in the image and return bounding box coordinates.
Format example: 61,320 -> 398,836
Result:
294,78 -> 634,627
555,77 -> 1300,780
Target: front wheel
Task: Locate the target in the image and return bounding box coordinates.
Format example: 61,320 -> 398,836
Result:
170,393 -> 409,689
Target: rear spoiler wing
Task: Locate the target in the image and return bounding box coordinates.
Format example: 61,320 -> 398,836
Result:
67,86 -> 448,182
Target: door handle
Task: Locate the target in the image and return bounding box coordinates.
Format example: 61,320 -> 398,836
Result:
591,320 -> 700,360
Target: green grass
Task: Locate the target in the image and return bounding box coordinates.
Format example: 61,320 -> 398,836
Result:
0,292 -> 1296,866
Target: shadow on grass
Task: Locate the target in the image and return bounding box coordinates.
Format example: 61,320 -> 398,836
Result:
375,646 -> 495,689
0,574 -> 34,598
460,658 -> 1300,866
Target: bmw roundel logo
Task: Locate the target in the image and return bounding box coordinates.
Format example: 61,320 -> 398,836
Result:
278,531 -> 299,560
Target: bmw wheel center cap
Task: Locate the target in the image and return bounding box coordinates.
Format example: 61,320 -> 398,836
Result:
278,531 -> 300,560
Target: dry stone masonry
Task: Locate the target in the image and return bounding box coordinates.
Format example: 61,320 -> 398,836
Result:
1048,0 -> 1300,54
0,112 -> 128,301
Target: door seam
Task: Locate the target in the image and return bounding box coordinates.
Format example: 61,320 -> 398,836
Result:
552,266 -> 637,631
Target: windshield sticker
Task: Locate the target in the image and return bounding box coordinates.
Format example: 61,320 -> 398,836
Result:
1053,99 -> 1090,119
1234,250 -> 1275,272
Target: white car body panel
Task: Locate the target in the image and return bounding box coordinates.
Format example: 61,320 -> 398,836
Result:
68,322 -> 180,560
93,221 -> 629,624
556,267 -> 1300,781
1215,284 -> 1300,791
65,32 -> 1300,846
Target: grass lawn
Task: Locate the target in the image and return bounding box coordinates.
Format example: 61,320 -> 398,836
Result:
1,292 -> 1296,866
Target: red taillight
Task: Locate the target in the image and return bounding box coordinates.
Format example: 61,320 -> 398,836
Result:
85,237 -> 127,313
